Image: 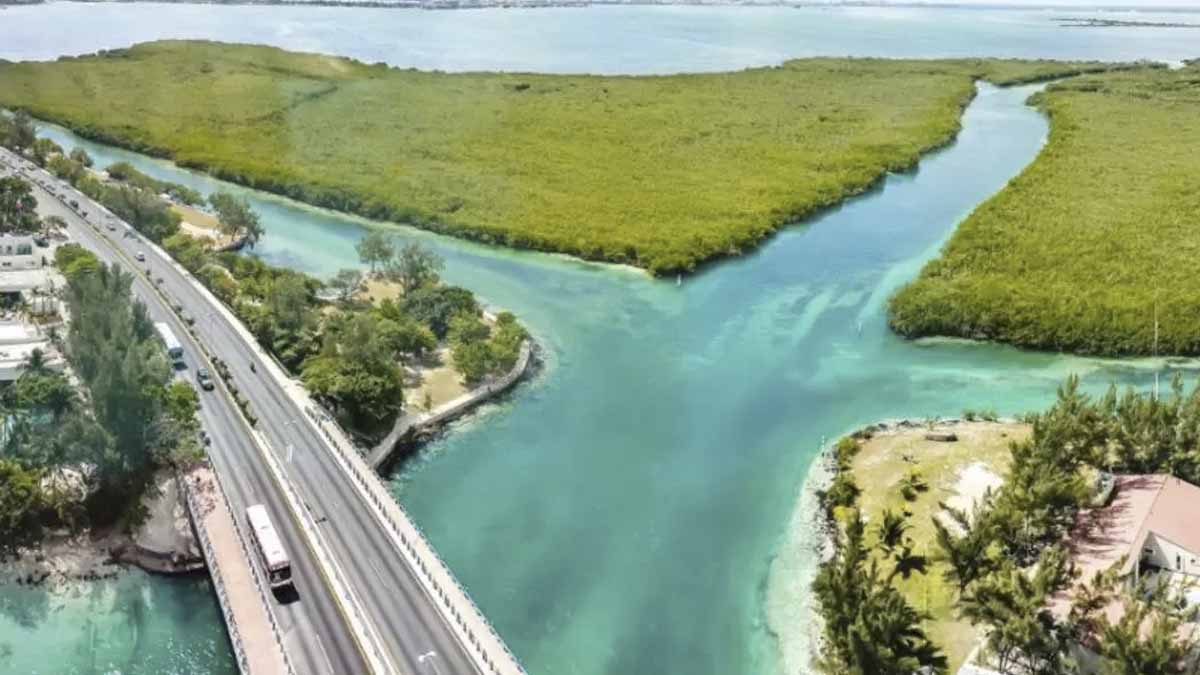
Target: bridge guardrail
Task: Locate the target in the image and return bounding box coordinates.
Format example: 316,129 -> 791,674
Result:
304,404 -> 528,675
185,483 -> 250,675
197,466 -> 299,675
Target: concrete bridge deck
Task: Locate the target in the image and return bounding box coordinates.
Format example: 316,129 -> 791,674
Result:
183,466 -> 293,675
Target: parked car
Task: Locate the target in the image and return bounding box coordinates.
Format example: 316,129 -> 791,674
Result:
196,367 -> 215,391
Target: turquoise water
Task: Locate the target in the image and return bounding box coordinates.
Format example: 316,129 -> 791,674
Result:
7,6 -> 1199,674
0,570 -> 235,675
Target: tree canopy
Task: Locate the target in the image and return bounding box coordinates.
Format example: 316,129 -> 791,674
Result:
0,176 -> 40,234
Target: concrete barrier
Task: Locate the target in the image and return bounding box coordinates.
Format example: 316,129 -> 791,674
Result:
368,338 -> 533,469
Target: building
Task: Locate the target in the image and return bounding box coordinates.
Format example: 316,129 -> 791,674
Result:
0,321 -> 63,381
1065,474 -> 1200,585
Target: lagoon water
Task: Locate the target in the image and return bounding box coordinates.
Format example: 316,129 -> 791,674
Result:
4,5 -> 1198,675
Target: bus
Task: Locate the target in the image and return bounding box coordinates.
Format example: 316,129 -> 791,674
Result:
154,322 -> 185,367
246,504 -> 293,590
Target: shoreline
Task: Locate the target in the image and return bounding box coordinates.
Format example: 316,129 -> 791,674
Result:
763,416 -> 1019,674
369,336 -> 537,470
0,471 -> 206,591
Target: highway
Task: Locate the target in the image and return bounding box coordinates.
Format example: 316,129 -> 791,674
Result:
1,149 -> 485,675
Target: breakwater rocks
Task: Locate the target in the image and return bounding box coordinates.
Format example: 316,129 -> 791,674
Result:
0,534 -> 123,588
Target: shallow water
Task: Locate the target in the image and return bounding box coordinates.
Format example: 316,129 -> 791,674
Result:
6,6 -> 1198,674
0,570 -> 234,675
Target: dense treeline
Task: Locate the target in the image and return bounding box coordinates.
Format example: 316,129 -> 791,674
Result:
815,377 -> 1200,674
0,245 -> 200,552
105,160 -> 203,205
0,42 -> 1133,273
165,226 -> 525,437
890,64 -> 1200,356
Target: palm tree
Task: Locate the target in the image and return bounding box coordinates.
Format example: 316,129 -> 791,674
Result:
815,510 -> 946,674
22,348 -> 49,376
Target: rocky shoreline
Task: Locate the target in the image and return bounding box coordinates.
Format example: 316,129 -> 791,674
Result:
0,472 -> 205,590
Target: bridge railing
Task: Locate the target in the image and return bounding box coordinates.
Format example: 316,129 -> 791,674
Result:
200,466 -> 299,675
304,404 -> 528,675
181,466 -> 298,675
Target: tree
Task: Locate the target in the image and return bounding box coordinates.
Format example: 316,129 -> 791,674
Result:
386,240 -> 444,294
934,491 -> 1002,593
377,316 -> 436,359
209,191 -> 264,247
42,215 -> 67,232
1071,565 -> 1200,675
302,313 -> 404,431
30,137 -> 63,167
62,261 -> 184,520
327,268 -> 363,303
162,381 -> 200,435
0,460 -> 47,557
401,285 -> 479,339
0,176 -> 40,235
356,230 -> 395,274
813,510 -> 947,675
958,546 -> 1076,675
448,311 -> 490,346
46,154 -> 85,184
5,110 -> 36,151
69,147 -> 93,168
104,184 -> 181,242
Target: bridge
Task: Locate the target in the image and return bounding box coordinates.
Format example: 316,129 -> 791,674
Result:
1,147 -> 526,675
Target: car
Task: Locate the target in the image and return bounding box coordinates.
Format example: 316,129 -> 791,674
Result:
134,251 -> 146,262
69,199 -> 79,208
106,222 -> 116,232
196,368 -> 215,391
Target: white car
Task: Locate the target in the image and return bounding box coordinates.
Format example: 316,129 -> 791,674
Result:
135,251 -> 146,262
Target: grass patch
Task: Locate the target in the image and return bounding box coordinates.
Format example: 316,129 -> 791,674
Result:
889,64 -> 1200,355
848,421 -> 1030,672
0,41 -> 1131,273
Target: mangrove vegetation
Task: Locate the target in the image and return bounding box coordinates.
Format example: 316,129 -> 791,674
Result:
0,41 -> 1130,273
890,64 -> 1200,356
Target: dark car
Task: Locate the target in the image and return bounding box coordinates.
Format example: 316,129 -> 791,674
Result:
196,367 -> 215,391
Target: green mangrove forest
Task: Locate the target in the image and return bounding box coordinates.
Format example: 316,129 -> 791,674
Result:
890,64 -> 1200,356
0,41 -> 1124,273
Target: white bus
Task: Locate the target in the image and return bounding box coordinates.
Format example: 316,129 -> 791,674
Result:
154,322 -> 185,367
246,504 -> 293,590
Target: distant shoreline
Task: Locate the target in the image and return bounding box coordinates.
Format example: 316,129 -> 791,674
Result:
9,1 -> 1200,13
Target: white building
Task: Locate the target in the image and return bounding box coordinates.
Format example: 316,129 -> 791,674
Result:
0,322 -> 63,381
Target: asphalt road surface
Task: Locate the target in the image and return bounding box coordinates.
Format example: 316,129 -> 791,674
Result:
2,150 -> 484,675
